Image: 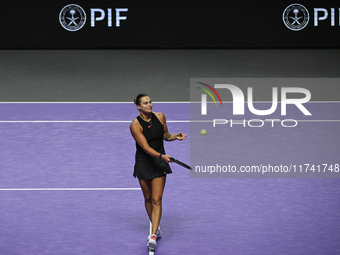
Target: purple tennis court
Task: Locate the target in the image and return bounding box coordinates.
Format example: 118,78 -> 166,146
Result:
0,102 -> 340,254
1,0 -> 340,252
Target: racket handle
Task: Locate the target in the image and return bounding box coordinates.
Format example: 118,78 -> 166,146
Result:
170,157 -> 192,170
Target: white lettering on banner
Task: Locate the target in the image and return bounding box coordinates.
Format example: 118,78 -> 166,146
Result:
91,8 -> 128,27
116,9 -> 128,27
314,8 -> 328,26
283,4 -> 340,30
91,9 -> 105,27
314,8 -> 339,26
108,9 -> 112,27
60,4 -> 128,31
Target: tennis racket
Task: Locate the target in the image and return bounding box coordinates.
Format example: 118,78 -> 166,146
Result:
170,157 -> 192,170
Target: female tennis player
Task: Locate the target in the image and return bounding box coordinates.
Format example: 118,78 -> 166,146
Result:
130,93 -> 186,250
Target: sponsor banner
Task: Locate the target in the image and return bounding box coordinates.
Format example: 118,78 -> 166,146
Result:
0,1 -> 340,48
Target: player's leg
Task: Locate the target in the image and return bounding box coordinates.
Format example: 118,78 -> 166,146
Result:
139,179 -> 153,221
150,175 -> 166,235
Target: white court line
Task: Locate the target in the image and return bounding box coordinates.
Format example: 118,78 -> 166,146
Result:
0,101 -> 339,103
0,188 -> 141,191
0,186 -> 152,255
0,120 -> 190,123
0,120 -> 132,123
190,101 -> 340,103
190,120 -> 340,122
0,120 -> 339,123
0,101 -> 191,104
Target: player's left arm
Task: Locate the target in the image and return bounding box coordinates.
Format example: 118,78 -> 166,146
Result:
155,112 -> 187,141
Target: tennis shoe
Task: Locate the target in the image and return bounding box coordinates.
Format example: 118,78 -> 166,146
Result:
156,226 -> 162,238
147,234 -> 157,249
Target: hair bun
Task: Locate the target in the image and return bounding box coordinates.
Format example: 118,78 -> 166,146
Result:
134,93 -> 148,105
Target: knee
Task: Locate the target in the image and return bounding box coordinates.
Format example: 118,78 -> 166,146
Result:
144,196 -> 152,204
152,197 -> 162,206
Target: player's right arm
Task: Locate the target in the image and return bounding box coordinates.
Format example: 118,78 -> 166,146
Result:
130,118 -> 171,162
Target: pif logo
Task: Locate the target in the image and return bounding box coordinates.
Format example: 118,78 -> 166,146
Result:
283,3 -> 340,31
59,4 -> 86,31
283,4 -> 309,31
59,4 -> 128,31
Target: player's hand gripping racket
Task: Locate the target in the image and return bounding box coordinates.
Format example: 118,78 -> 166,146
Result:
170,157 -> 192,170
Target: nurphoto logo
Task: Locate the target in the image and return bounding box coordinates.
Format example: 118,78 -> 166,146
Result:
196,82 -> 312,128
196,82 -> 223,115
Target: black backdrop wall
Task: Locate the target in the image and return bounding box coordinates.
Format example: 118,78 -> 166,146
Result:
1,0 -> 340,49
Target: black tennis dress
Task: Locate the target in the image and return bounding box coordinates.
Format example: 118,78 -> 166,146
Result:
133,112 -> 172,180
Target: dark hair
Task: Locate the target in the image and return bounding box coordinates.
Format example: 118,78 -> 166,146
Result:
134,93 -> 149,106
